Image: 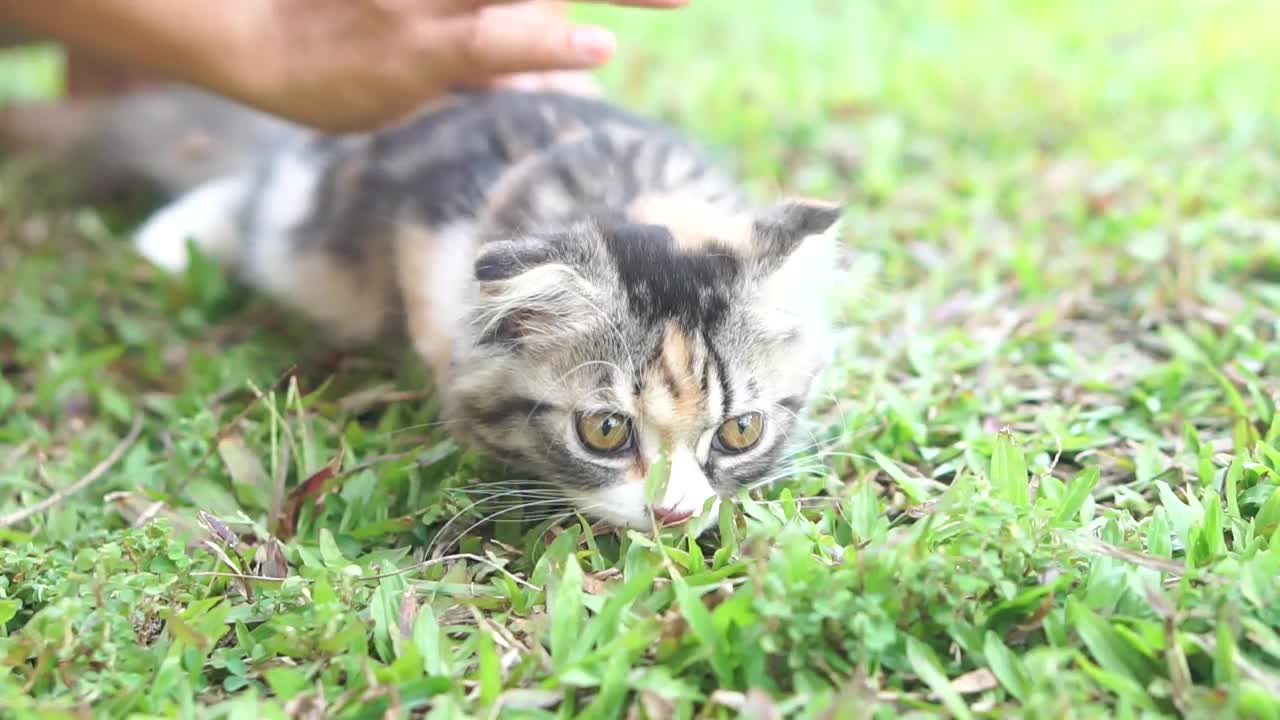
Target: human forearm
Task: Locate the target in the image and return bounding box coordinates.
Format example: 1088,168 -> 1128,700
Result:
0,1 -> 249,94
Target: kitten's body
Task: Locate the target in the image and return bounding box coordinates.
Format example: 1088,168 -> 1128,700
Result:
63,86 -> 843,530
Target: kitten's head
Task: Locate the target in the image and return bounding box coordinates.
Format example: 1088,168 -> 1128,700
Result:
444,197 -> 843,531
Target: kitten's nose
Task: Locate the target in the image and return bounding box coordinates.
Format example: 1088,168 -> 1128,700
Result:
652,506 -> 694,526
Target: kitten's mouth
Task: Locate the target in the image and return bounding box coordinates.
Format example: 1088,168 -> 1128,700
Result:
578,504 -> 700,532
652,506 -> 695,526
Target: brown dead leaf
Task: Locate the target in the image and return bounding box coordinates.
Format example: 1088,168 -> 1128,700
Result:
337,383 -> 431,414
398,585 -> 418,641
61,392 -> 92,423
104,491 -> 204,541
740,689 -> 782,720
284,687 -> 328,720
278,452 -> 345,540
294,454 -> 344,500
200,539 -> 253,601
950,668 -> 998,695
197,510 -> 240,549
708,690 -> 746,712
655,609 -> 689,656
703,583 -> 735,612
255,536 -> 291,580
496,688 -> 561,711
1071,534 -> 1186,576
132,613 -> 165,646
217,433 -> 270,496
635,690 -> 676,719
904,499 -> 939,518
817,666 -> 883,720
438,604 -> 475,627
1144,582 -> 1191,713
583,568 -> 621,595
709,689 -> 782,719
1008,586 -> 1057,644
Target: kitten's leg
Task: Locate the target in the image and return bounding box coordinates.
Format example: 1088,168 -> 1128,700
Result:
135,152 -> 394,345
236,151 -> 397,345
242,230 -> 396,346
392,221 -> 479,381
133,174 -> 250,273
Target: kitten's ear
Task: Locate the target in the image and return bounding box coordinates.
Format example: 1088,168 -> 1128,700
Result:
471,237 -> 596,347
750,199 -> 843,272
474,238 -> 555,282
752,199 -> 847,327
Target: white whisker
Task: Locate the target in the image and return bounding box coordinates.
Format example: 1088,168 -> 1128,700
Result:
428,496 -> 576,559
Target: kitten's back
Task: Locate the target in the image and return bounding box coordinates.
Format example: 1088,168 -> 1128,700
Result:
102,87 -> 751,357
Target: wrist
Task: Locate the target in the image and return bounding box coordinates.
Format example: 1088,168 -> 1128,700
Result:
186,1 -> 280,112
0,0 -> 265,104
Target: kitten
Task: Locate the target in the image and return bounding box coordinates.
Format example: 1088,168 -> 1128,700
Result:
51,85 -> 845,532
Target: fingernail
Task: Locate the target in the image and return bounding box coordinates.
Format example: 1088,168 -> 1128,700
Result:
571,27 -> 616,63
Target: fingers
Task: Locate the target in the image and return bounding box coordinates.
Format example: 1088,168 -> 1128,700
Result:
455,0 -> 687,8
434,0 -> 687,80
435,3 -> 620,77
485,70 -> 604,97
584,0 -> 688,5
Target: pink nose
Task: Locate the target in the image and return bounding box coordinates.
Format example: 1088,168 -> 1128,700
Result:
652,506 -> 694,526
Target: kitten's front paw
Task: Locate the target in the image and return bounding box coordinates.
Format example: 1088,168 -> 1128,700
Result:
134,215 -> 196,274
133,175 -> 247,273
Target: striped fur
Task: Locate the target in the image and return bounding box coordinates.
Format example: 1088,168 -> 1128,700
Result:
85,85 -> 845,531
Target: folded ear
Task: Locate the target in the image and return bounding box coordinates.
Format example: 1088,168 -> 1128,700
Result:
750,199 -> 843,273
474,237 -> 556,282
471,238 -> 597,348
751,199 -> 846,332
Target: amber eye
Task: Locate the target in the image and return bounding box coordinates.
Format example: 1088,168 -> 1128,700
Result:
714,412 -> 764,453
575,412 -> 634,455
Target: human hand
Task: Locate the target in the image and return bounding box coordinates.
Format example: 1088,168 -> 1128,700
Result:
0,0 -> 685,131
223,0 -> 686,131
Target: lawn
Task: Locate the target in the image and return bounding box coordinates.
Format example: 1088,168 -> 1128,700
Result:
3,0 -> 1280,717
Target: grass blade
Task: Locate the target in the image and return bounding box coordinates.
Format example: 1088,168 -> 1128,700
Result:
990,430 -> 1030,509
906,637 -> 974,720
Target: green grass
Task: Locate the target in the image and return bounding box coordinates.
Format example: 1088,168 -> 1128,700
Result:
4,0 -> 1280,716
